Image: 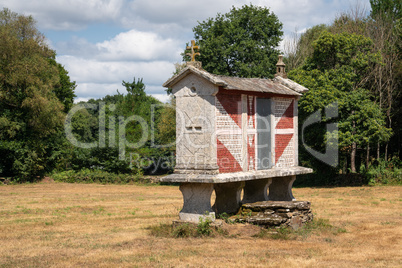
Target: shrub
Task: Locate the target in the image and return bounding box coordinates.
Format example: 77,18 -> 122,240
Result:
196,217 -> 213,236
366,157 -> 402,185
51,169 -> 146,184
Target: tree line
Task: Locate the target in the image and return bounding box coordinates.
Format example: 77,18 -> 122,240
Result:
0,8 -> 175,182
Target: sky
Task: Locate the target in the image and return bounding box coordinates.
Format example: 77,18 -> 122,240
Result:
0,0 -> 371,103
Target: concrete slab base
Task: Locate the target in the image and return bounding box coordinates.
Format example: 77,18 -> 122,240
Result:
179,212 -> 216,222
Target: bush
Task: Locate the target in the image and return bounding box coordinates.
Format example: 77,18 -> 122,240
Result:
196,217 -> 213,236
365,157 -> 402,185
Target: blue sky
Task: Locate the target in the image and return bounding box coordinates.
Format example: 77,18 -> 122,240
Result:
0,0 -> 371,103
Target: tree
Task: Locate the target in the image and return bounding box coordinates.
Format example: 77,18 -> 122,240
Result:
289,31 -> 391,174
325,1 -> 401,160
283,24 -> 328,71
368,0 -> 402,160
370,0 -> 401,22
53,61 -> 77,112
186,4 -> 283,78
0,8 -> 74,180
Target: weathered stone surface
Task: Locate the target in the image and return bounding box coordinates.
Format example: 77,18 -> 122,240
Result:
179,212 -> 215,223
263,210 -> 275,215
246,214 -> 284,226
213,181 -> 244,215
277,212 -> 293,218
288,216 -> 303,230
242,201 -> 311,211
159,167 -> 313,183
268,176 -> 296,201
242,178 -> 271,203
179,183 -> 215,222
237,200 -> 313,228
277,208 -> 290,213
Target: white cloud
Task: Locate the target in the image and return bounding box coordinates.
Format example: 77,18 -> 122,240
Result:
58,56 -> 175,83
151,94 -> 170,103
1,0 -> 124,30
57,52 -> 176,101
2,0 -> 373,102
96,30 -> 182,61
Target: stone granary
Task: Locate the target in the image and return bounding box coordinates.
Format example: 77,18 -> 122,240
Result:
160,42 -> 312,222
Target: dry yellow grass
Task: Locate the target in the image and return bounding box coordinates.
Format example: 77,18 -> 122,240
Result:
0,182 -> 401,267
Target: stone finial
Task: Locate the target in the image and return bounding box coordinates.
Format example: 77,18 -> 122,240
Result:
186,40 -> 202,69
275,55 -> 287,79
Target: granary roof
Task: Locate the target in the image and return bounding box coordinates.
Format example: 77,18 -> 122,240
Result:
163,65 -> 308,96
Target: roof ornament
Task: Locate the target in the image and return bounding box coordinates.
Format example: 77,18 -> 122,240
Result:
186,40 -> 200,61
275,55 -> 287,79
186,40 -> 202,69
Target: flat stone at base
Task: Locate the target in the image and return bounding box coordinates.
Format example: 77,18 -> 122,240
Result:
288,216 -> 303,230
246,214 -> 285,225
237,200 -> 313,229
179,212 -> 216,223
242,201 -> 311,211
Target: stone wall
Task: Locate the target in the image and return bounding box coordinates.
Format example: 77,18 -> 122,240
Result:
235,201 -> 313,230
172,73 -> 219,173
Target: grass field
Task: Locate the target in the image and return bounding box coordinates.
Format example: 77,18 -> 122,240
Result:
0,182 -> 401,267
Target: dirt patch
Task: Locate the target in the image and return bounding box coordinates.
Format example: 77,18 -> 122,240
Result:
40,177 -> 54,183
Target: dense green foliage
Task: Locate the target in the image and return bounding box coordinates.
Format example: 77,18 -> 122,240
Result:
63,77 -> 175,178
364,157 -> 402,185
0,9 -> 174,182
185,4 -> 283,78
0,8 -> 75,181
290,31 -> 392,176
286,0 -> 401,184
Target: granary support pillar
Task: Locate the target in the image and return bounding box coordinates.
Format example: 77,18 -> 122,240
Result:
179,183 -> 215,222
213,181 -> 245,215
268,175 -> 296,201
242,178 -> 272,203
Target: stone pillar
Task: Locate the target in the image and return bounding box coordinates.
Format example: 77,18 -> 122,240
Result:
213,181 -> 245,215
242,178 -> 272,203
268,175 -> 296,201
179,183 -> 215,222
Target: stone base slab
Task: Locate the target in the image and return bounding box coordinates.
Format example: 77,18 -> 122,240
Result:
235,201 -> 313,230
179,212 -> 216,223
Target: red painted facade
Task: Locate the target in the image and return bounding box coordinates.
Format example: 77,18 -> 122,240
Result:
216,89 -> 296,173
